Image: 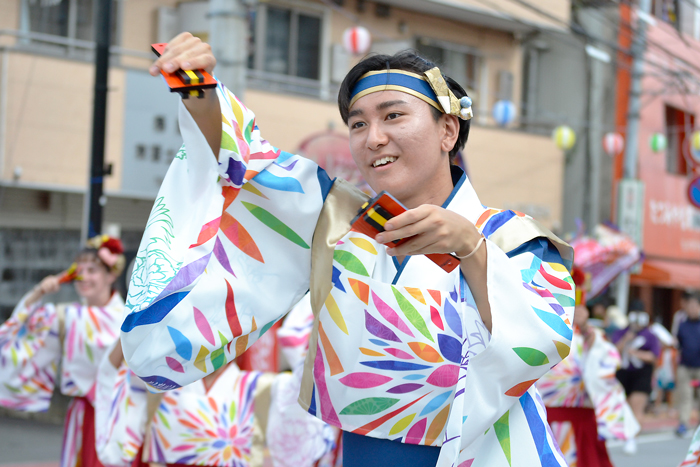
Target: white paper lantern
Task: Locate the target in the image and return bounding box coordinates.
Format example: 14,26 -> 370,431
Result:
602,132 -> 625,157
343,26 -> 371,55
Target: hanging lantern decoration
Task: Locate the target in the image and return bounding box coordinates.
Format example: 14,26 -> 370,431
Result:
689,130 -> 700,164
492,100 -> 516,127
553,125 -> 576,151
649,133 -> 667,153
602,132 -> 625,157
343,26 -> 372,55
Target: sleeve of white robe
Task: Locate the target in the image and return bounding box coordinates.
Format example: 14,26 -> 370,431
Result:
680,424 -> 700,467
95,349 -> 149,467
438,235 -> 575,466
0,293 -> 61,411
121,82 -> 329,391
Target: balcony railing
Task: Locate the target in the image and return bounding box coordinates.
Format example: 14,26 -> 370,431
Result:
0,29 -> 341,101
0,29 -> 152,61
246,68 -> 338,101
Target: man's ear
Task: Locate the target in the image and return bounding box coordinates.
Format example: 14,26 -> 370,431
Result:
441,114 -> 460,154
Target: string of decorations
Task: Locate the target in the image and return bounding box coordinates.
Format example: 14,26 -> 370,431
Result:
337,25 -> 697,161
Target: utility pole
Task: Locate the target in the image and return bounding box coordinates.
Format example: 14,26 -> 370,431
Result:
615,0 -> 651,316
208,0 -> 252,98
584,42 -> 611,230
587,53 -> 605,231
84,0 -> 113,240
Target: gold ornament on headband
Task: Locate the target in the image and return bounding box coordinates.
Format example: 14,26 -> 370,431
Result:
423,67 -> 473,121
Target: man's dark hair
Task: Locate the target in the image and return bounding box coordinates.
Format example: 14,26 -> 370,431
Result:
628,299 -> 646,313
688,291 -> 700,303
337,51 -> 471,162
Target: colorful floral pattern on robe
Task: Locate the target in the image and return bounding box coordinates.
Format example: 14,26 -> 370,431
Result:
0,292 -> 123,467
539,327 -> 640,463
96,358 -> 265,467
680,424 -> 700,466
268,294 -> 338,467
120,82 -> 575,467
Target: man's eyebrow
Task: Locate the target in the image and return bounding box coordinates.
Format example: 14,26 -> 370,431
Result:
377,99 -> 408,110
348,99 -> 408,119
348,108 -> 363,119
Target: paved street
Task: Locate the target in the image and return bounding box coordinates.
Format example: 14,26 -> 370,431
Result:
0,416 -> 62,466
608,432 -> 693,467
0,413 -> 694,467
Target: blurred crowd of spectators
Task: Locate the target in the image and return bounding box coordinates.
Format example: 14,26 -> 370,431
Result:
587,290 -> 700,442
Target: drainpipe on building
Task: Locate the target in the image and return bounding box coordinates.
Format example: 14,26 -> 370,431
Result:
0,49 -> 8,182
615,0 -> 651,317
586,47 -> 609,230
208,0 -> 253,100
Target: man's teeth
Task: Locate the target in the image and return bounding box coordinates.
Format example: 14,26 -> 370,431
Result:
373,156 -> 397,167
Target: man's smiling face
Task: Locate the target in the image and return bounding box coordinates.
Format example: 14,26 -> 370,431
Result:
347,90 -> 456,208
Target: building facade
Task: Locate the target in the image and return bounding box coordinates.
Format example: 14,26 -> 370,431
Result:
614,1 -> 700,327
0,0 -> 573,318
521,2 -> 619,235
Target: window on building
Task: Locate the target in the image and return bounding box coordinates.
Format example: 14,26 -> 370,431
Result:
136,145 -> 146,160
416,38 -> 481,103
652,0 -> 680,27
665,105 -> 694,175
154,116 -> 166,133
152,145 -> 161,163
21,0 -> 120,48
251,3 -> 323,81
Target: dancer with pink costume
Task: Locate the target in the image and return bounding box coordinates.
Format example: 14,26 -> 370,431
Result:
0,235 -> 126,467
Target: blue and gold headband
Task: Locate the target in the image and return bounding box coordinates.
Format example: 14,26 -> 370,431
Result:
349,67 -> 473,120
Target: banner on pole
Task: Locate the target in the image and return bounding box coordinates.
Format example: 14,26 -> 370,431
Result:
618,179 -> 645,273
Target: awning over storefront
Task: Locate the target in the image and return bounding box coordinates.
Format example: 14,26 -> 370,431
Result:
631,258 -> 700,289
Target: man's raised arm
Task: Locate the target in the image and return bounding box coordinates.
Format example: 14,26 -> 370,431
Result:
150,32 -> 222,158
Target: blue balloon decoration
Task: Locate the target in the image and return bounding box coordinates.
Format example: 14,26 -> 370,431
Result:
492,100 -> 516,127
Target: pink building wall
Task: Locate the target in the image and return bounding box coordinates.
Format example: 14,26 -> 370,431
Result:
631,20 -> 700,289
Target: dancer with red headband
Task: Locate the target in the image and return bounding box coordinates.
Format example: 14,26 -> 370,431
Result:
0,235 -> 126,467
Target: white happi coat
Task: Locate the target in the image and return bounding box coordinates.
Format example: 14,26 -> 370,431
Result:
539,327 -> 640,465
120,82 -> 576,467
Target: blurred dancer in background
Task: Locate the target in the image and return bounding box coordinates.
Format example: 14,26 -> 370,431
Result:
539,268 -> 639,465
0,235 -> 125,467
95,295 -> 336,467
